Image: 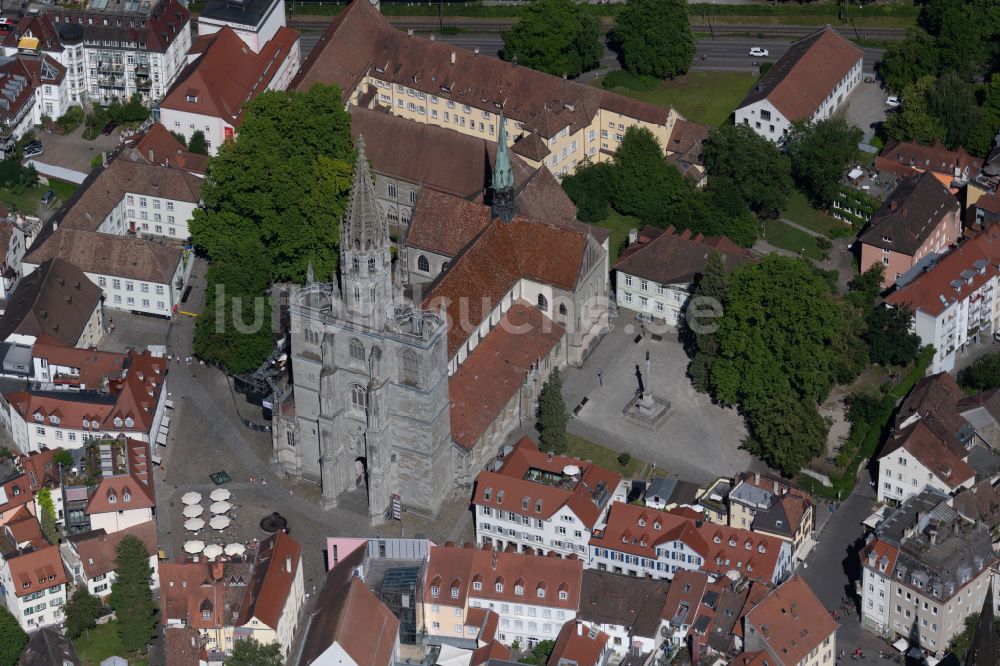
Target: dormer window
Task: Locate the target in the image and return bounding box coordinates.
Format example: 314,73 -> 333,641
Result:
495,583 -> 503,593
514,585 -> 524,596
622,536 -> 628,544
497,490 -> 504,505
186,93 -> 198,103
653,522 -> 661,531
33,413 -> 42,423
430,586 -> 440,597
728,538 -> 736,547
559,590 -> 568,600
472,581 -> 482,591
640,540 -> 647,548
713,535 -> 721,544
483,487 -> 492,501
49,415 -> 59,425
21,582 -> 29,589
537,588 -> 545,598
522,497 -> 529,510
113,417 -> 123,428
638,519 -> 646,527
108,494 -> 117,504
745,541 -> 752,551
123,491 -> 131,502
91,420 -> 100,429
124,417 -> 134,428
535,500 -> 543,513
450,587 -> 459,598
758,543 -> 766,554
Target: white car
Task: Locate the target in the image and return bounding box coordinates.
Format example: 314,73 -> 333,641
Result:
886,96 -> 900,108
749,47 -> 769,57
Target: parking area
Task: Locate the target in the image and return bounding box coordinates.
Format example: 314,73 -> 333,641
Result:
839,81 -> 888,142
98,310 -> 171,353
561,318 -> 764,486
27,124 -> 120,173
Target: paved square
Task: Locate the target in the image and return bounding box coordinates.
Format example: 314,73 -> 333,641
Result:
562,319 -> 763,485
839,80 -> 887,142
30,124 -> 120,173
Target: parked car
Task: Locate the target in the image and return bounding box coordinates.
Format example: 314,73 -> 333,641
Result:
22,141 -> 41,157
40,190 -> 55,206
886,96 -> 900,108
749,47 -> 769,57
102,121 -> 118,135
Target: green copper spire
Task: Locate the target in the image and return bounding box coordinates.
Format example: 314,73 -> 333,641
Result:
492,114 -> 517,223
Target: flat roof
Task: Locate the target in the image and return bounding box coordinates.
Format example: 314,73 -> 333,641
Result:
199,0 -> 279,27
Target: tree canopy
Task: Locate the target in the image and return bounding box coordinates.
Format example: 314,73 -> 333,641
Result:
65,588 -> 103,640
110,534 -> 157,654
226,638 -> 283,666
612,0 -> 695,79
191,83 -> 354,373
537,368 -> 568,455
37,487 -> 58,545
188,130 -> 209,156
501,0 -> 602,78
701,124 -> 791,218
787,118 -> 862,208
519,640 -> 557,666
863,306 -> 921,367
744,394 -> 829,476
0,606 -> 26,666
958,352 -> 1000,392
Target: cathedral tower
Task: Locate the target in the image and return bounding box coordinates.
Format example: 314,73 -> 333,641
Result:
491,115 -> 517,224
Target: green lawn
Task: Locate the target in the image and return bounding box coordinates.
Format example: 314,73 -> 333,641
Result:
74,623 -> 148,666
762,219 -> 823,260
597,72 -> 758,126
566,433 -> 646,478
0,179 -> 77,216
781,191 -> 854,239
596,208 -> 640,264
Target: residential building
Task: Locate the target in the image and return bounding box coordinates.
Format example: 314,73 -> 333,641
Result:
696,478 -> 733,526
858,171 -> 962,289
689,578 -> 768,660
0,258 -> 103,351
272,132 -> 608,522
661,570 -> 711,649
19,626 -> 81,665
0,212 -> 43,300
734,26 -> 863,142
472,436 -> 625,559
76,438 -> 156,535
421,545 -> 583,648
876,139 -> 983,189
613,226 -> 756,326
589,502 -> 793,585
294,0 -> 682,178
664,119 -> 712,187
131,122 -> 207,175
742,575 -> 837,666
0,351 -> 168,454
159,25 -> 300,154
197,0 -> 288,53
0,55 -> 68,157
23,227 -> 189,317
46,147 -> 203,241
61,520 -> 157,597
875,373 -> 977,505
860,489 -> 995,656
234,531 -> 305,659
643,477 -> 701,511
576,570 -> 668,660
547,620 -> 610,666
726,473 -> 815,563
886,221 -> 1000,373
296,540 -> 400,666
0,544 -> 68,631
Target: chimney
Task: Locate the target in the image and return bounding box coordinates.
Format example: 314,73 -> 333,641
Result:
211,560 -> 223,581
773,480 -> 779,495
474,46 -> 479,56
450,51 -> 456,65
577,622 -> 583,637
429,34 -> 435,42
285,555 -> 292,573
407,28 -> 413,37
754,472 -> 760,485
491,551 -> 497,570
627,228 -> 638,246
148,148 -> 153,162
101,151 -> 107,167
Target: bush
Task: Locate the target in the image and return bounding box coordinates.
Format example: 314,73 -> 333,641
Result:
617,452 -> 632,468
55,105 -> 85,135
601,69 -> 659,92
90,154 -> 104,169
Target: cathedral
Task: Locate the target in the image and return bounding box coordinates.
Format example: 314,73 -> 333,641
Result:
273,128 -> 609,523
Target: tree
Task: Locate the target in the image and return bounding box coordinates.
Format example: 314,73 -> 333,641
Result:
925,71 -> 984,151
561,160 -> 615,224
701,124 -> 791,218
170,130 -> 187,147
191,83 -> 354,372
537,368 -> 568,454
226,638 -> 283,666
883,76 -> 946,146
53,449 -> 75,470
65,588 -> 103,639
863,305 -> 921,367
744,394 -> 829,476
612,127 -> 687,222
0,606 -> 26,665
787,118 -> 862,208
847,263 -> 885,310
958,352 -> 1000,392
109,534 -> 157,654
685,251 -> 729,390
501,0 -> 601,78
519,639 -> 557,666
612,0 -> 695,79
188,130 -> 209,155
37,487 -> 58,545
878,28 -> 940,93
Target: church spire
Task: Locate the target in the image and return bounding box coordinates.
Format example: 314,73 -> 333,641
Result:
342,135 -> 388,254
491,114 -> 517,224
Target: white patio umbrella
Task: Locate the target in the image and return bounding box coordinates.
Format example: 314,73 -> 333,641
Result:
203,544 -> 224,560
181,492 -> 202,505
184,517 -> 205,531
209,515 -> 231,530
210,488 -> 231,502
182,505 -> 203,518
183,540 -> 205,554
224,543 -> 246,557
210,501 -> 232,515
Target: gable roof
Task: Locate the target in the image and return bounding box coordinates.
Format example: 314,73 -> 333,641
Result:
132,124 -> 208,175
548,620 -> 609,666
18,449 -> 60,494
19,626 -> 80,666
298,575 -> 399,666
614,225 -> 756,286
858,171 -> 959,255
160,559 -> 254,629
473,436 -> 622,528
736,26 -> 863,122
236,530 -> 302,630
0,258 -> 102,347
876,139 -> 983,182
30,341 -> 127,388
578,569 -> 669,638
5,544 -> 67,598
878,419 -> 976,490
662,570 -> 710,628
744,575 -> 837,665
85,439 -> 156,515
25,227 -> 182,284
160,25 -> 300,126
69,521 -> 157,580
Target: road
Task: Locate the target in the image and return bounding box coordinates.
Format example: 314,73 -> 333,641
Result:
297,31 -> 885,75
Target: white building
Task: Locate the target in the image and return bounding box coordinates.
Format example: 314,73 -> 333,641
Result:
234,531 -> 305,659
196,0 -> 287,53
0,54 -> 69,156
577,570 -> 669,660
734,26 -> 864,143
61,520 -> 158,597
0,544 -> 68,632
473,436 -> 625,560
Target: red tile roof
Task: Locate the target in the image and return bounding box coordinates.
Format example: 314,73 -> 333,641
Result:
69,521 -> 157,580
424,545 -> 583,610
18,449 -> 60,494
85,439 -> 156,515
662,570 -> 710,626
30,341 -> 127,389
5,508 -> 46,549
861,539 -> 899,578
736,27 -> 863,122
6,544 -> 67,598
886,220 -> 1000,317
160,559 -> 254,630
133,124 -> 208,175
0,473 -> 34,517
548,620 -> 609,666
236,530 -> 302,630
744,575 -> 837,666
858,171 -> 959,256
471,640 -> 511,666
473,436 -> 622,528
160,25 -> 299,127
876,419 -> 975,490
876,139 -> 983,182
299,576 -> 400,666
25,227 -> 183,284
449,304 -> 565,448
615,225 -> 757,285
407,191 -> 493,258
43,0 -> 191,54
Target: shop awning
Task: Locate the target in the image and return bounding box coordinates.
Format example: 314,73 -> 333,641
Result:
892,638 -> 908,653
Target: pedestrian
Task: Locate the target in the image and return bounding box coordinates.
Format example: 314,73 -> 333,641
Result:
597,371 -> 603,387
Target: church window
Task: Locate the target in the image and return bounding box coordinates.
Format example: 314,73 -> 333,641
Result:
368,256 -> 376,273
558,303 -> 567,316
350,339 -> 365,364
350,384 -> 366,411
388,182 -> 397,198
352,256 -> 359,273
401,350 -> 419,385
409,190 -> 418,204
418,255 -> 430,273
354,287 -> 360,304
536,294 -> 548,312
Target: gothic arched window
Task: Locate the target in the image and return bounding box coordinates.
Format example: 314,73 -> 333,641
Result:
537,294 -> 548,312
350,384 -> 366,411
349,338 -> 365,364
417,255 -> 430,273
368,256 -> 376,273
352,256 -> 360,273
558,303 -> 568,316
353,286 -> 360,304
401,349 -> 419,386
